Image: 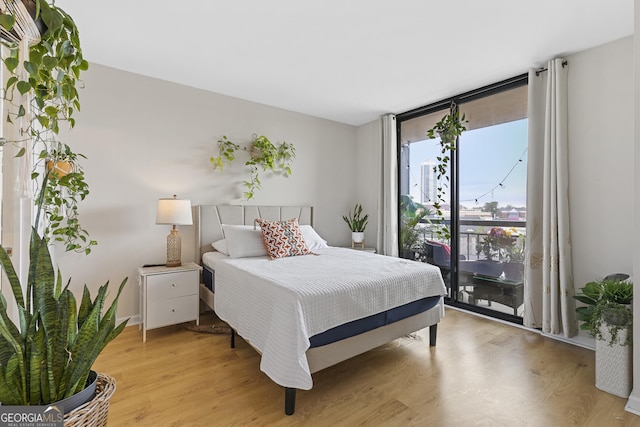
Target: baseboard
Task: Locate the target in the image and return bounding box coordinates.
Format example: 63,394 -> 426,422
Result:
541,330 -> 595,351
625,391 -> 640,415
120,314 -> 140,326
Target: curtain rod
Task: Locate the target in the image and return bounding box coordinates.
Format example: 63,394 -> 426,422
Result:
535,60 -> 568,76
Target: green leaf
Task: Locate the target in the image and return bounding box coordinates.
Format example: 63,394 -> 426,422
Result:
16,81 -> 31,95
38,0 -> 64,34
23,61 -> 38,77
42,56 -> 58,70
44,106 -> 58,117
0,13 -> 15,31
4,57 -> 18,73
5,76 -> 17,90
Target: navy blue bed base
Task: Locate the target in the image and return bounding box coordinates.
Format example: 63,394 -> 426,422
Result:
309,295 -> 440,348
203,266 -> 214,292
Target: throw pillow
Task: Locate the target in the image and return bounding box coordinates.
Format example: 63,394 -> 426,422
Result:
255,218 -> 313,259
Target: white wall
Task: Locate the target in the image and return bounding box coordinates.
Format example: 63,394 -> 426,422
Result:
567,37 -> 634,292
355,120 -> 381,248
48,64 -> 357,321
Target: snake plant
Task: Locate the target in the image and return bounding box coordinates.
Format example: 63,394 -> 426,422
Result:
0,228 -> 128,405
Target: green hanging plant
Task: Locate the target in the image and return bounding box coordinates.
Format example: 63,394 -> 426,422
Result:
425,102 -> 467,241
210,133 -> 296,200
0,0 -> 95,254
37,142 -> 96,254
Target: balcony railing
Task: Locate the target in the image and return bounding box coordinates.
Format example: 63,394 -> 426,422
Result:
403,218 -> 526,317
411,218 -> 525,261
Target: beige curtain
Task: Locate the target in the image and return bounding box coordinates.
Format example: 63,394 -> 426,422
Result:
376,114 -> 398,256
524,58 -> 577,337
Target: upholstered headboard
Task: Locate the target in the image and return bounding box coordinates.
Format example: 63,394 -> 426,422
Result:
194,205 -> 314,261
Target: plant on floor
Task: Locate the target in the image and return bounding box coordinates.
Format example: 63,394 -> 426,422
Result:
574,276 -> 633,346
0,227 -> 128,405
211,134 -> 295,200
425,102 -> 467,241
0,0 -> 95,254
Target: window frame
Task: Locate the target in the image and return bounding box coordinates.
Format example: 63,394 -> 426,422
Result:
395,73 -> 528,324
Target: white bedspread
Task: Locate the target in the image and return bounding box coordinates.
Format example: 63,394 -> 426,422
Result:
213,247 -> 447,390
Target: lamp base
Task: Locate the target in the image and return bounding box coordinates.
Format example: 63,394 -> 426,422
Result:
166,228 -> 182,267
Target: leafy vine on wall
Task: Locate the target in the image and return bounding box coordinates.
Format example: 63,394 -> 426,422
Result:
210,134 -> 295,200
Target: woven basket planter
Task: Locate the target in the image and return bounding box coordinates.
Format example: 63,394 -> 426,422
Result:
64,373 -> 116,427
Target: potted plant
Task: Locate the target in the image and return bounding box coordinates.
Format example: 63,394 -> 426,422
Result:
574,275 -> 633,397
39,142 -> 96,254
0,227 -> 127,413
425,102 -> 467,241
210,133 -> 296,200
342,203 -> 368,245
399,195 -> 431,259
503,233 -> 525,281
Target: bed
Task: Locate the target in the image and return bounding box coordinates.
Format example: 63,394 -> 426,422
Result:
194,205 -> 447,415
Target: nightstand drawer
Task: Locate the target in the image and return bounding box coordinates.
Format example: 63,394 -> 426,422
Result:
146,294 -> 198,329
147,270 -> 198,301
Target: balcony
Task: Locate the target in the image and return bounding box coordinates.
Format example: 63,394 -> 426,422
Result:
401,218 -> 525,318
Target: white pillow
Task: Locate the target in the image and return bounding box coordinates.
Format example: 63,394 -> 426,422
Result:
300,225 -> 329,251
222,224 -> 267,258
211,239 -> 229,255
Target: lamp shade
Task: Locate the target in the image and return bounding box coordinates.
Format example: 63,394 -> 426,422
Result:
156,197 -> 193,225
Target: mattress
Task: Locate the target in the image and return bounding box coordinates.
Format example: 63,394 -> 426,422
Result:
202,251 -> 227,292
213,247 -> 447,390
202,251 -> 228,270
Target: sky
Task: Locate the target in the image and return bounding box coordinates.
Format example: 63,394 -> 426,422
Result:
407,119 -> 528,209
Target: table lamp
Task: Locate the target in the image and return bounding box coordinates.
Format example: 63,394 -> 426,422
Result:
156,195 -> 193,267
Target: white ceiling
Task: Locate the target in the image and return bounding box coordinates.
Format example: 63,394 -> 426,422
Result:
56,0 -> 633,126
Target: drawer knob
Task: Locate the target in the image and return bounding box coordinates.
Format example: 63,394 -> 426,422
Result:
172,283 -> 176,287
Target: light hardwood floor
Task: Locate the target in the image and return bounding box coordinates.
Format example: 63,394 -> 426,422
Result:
93,308 -> 639,426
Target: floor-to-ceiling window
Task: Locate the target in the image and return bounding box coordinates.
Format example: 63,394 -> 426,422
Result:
397,75 -> 527,323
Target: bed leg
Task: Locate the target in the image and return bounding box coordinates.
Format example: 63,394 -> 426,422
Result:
230,329 -> 235,349
429,324 -> 438,346
284,387 -> 296,415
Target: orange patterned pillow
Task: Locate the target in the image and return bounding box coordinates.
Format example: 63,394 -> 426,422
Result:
255,218 -> 313,259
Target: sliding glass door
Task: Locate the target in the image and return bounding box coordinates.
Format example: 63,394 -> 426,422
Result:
397,76 -> 528,323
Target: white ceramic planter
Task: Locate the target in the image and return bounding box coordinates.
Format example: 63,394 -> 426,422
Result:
351,232 -> 365,243
595,325 -> 632,398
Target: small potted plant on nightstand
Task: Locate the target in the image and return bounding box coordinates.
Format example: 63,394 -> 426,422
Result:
343,204 -> 369,248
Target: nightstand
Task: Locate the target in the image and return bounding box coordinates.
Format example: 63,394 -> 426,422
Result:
138,262 -> 202,342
